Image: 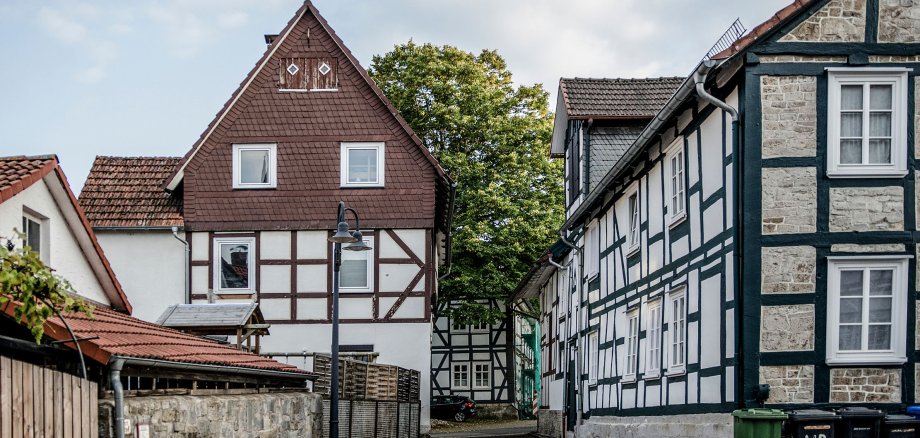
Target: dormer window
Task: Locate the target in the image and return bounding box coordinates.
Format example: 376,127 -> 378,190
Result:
341,142 -> 385,187
232,144 -> 276,189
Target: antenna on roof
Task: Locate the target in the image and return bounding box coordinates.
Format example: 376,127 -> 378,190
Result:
703,19 -> 746,62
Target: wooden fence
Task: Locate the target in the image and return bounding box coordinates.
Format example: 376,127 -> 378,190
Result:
0,355 -> 98,438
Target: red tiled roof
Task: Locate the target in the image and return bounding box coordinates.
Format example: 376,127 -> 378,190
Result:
80,156 -> 183,228
559,77 -> 684,118
711,0 -> 818,60
0,155 -> 58,202
4,304 -> 310,375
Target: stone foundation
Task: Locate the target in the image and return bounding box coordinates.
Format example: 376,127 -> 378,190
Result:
760,365 -> 815,403
99,390 -> 322,438
474,403 -> 519,420
830,368 -> 901,403
575,413 -> 733,438
537,409 -> 565,438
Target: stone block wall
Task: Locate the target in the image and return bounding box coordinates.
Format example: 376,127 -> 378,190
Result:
761,246 -> 816,293
762,167 -> 817,234
760,305 -> 815,352
878,0 -> 920,42
829,187 -> 904,231
780,0 -> 866,42
537,409 -> 564,438
575,414 -> 733,438
99,391 -> 323,438
761,76 -> 817,158
760,365 -> 815,403
830,368 -> 901,403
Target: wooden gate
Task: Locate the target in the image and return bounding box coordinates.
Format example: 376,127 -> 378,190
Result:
0,355 -> 98,438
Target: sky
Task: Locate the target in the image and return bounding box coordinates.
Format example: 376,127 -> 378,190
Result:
0,0 -> 789,193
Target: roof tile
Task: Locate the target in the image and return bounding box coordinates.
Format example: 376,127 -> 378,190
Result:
0,155 -> 58,202
559,77 -> 684,118
80,156 -> 183,228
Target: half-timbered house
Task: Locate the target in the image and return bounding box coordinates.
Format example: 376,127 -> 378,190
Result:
518,1 -> 920,436
79,1 -> 453,430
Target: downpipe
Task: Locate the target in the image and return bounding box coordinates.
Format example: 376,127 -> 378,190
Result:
171,227 -> 190,304
556,230 -> 585,428
110,358 -> 126,438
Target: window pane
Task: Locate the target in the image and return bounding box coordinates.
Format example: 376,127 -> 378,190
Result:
348,148 -> 377,183
840,113 -> 863,137
868,325 -> 891,350
839,297 -> 863,323
24,217 -> 40,254
840,270 -> 863,296
869,297 -> 892,323
341,259 -> 368,288
841,85 -> 863,110
869,85 -> 892,110
840,140 -> 863,164
240,149 -> 270,184
839,325 -> 862,350
869,112 -> 891,137
868,139 -> 892,164
219,243 -> 250,289
869,270 -> 893,295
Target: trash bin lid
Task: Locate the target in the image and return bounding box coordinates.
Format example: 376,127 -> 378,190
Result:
733,409 -> 788,420
838,407 -> 885,418
788,409 -> 839,421
907,406 -> 920,416
886,414 -> 920,425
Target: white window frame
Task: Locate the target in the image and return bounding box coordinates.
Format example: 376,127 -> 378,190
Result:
472,363 -> 491,389
232,144 -> 277,189
452,363 -> 470,389
213,236 -> 257,294
645,299 -> 662,379
470,322 -> 489,333
338,236 -> 374,292
451,321 -> 467,333
21,209 -> 48,262
625,182 -> 640,255
826,68 -> 909,178
665,139 -> 686,225
341,142 -> 385,187
584,220 -> 599,278
587,331 -> 599,385
826,256 -> 909,365
624,308 -> 639,381
667,287 -> 687,375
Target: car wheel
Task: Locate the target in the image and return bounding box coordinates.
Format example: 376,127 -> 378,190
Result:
454,411 -> 467,422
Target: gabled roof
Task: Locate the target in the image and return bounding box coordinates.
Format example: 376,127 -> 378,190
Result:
0,155 -> 132,313
157,303 -> 263,329
559,77 -> 684,118
163,0 -> 450,192
1,304 -> 309,375
80,156 -> 183,228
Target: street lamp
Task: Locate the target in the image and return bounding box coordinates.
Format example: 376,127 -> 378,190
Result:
327,201 -> 372,438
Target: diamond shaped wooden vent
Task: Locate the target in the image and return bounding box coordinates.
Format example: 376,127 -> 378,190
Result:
318,62 -> 331,76
286,63 -> 299,75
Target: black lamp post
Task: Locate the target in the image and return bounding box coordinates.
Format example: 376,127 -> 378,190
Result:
327,201 -> 372,438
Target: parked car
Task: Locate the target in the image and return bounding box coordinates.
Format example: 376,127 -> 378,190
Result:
431,395 -> 477,422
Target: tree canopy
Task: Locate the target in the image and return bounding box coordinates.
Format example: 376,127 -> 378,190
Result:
369,42 -> 563,323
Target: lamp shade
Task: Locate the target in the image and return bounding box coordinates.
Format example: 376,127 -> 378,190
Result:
343,230 -> 372,251
329,221 -> 359,243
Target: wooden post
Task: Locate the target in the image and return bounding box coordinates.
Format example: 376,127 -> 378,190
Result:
236,328 -> 243,350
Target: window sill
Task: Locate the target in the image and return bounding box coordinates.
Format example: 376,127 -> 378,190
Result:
232,186 -> 276,190
340,184 -> 385,189
644,372 -> 661,380
665,368 -> 686,377
622,375 -> 637,383
826,356 -> 907,366
826,169 -> 908,179
626,245 -> 640,258
668,213 -> 687,229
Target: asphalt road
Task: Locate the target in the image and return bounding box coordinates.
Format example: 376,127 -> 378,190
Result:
430,422 -> 536,438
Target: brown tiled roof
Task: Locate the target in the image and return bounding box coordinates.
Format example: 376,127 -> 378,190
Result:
0,155 -> 58,202
711,0 -> 817,60
559,77 -> 684,118
3,304 -> 310,375
80,156 -> 183,228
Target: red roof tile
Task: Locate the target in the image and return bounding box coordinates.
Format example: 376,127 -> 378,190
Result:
80,156 -> 183,228
0,155 -> 58,203
6,304 -> 310,375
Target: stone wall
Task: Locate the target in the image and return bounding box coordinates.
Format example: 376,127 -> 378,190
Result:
762,167 -> 817,234
761,246 -> 816,293
575,414 -> 733,438
780,0 -> 866,42
537,409 -> 564,438
760,365 -> 815,403
830,368 -> 901,403
878,0 -> 920,42
829,187 -> 904,231
99,391 -> 323,438
760,305 -> 815,352
761,76 -> 817,158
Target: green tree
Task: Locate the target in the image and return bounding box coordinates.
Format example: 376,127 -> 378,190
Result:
369,42 -> 563,323
0,237 -> 93,342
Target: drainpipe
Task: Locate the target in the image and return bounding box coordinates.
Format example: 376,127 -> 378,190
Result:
110,358 -> 126,438
694,59 -> 743,407
556,229 -> 585,427
171,227 -> 190,304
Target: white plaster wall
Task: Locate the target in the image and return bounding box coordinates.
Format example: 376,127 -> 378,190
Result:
95,230 -> 186,321
262,322 -> 434,431
0,179 -> 109,305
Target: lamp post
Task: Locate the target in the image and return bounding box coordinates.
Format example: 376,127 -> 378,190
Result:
327,201 -> 372,438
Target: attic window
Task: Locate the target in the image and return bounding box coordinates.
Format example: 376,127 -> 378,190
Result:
232,144 -> 277,189
279,57 -> 338,91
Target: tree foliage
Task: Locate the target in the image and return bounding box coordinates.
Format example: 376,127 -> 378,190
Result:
0,237 -> 93,342
369,42 -> 563,323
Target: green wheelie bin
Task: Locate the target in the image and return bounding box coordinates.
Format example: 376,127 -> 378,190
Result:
734,409 -> 788,438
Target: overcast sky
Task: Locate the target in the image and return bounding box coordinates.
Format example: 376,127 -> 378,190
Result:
0,0 -> 788,193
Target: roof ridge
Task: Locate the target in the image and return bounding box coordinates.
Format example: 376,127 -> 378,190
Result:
95,155 -> 182,160
0,154 -> 58,161
561,76 -> 685,82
